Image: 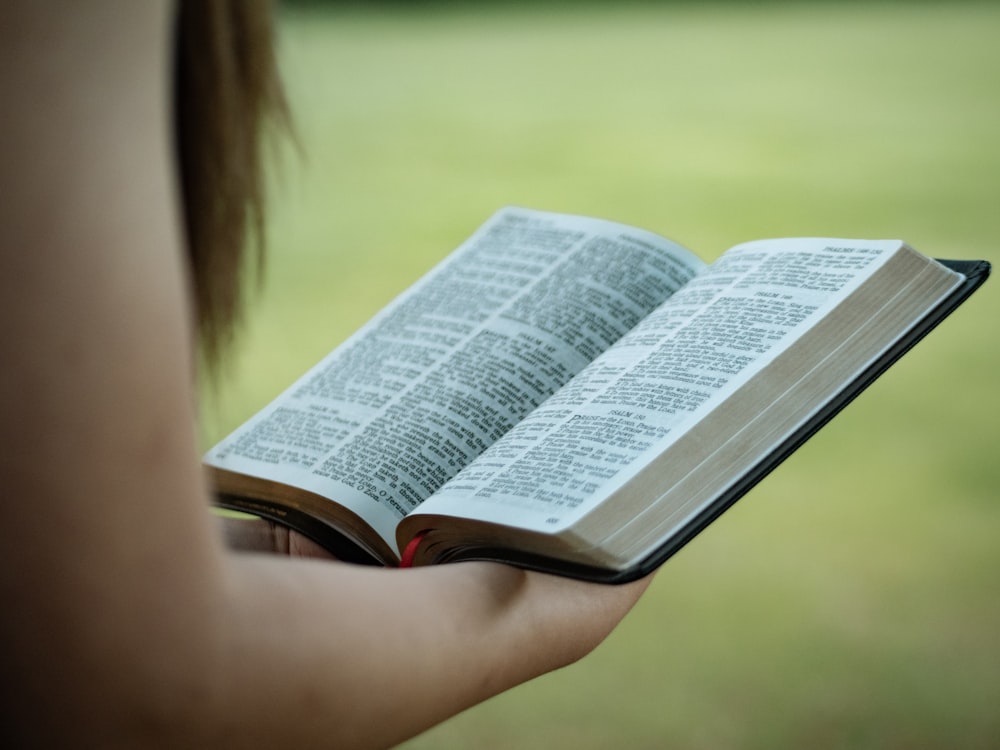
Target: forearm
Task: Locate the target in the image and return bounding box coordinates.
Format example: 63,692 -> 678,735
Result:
210,554 -> 650,750
216,515 -> 648,747
10,545 -> 646,749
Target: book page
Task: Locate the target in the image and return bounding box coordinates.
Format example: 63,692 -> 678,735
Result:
414,238 -> 936,533
206,207 -> 703,546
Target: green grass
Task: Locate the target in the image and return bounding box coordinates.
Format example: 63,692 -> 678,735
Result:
201,3 -> 1000,748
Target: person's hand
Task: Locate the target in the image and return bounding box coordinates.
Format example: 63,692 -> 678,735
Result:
219,515 -> 337,559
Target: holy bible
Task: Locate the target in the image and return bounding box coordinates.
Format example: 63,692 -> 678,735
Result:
206,207 -> 989,582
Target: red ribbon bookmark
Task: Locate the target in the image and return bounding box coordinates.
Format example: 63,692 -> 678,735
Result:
399,530 -> 431,568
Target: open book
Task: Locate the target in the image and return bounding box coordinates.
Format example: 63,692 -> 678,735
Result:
207,207 -> 989,582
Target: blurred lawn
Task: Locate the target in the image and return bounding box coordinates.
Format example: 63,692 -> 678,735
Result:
201,2 -> 1000,748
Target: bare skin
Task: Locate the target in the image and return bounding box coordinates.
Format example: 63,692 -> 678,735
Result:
0,3 -> 650,748
221,516 -> 337,558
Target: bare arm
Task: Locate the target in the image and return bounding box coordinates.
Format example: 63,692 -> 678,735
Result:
0,4 -> 649,748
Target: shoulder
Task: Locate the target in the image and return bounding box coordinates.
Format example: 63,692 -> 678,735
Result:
0,2 -> 173,78
0,0 -> 188,428
0,3 -> 177,215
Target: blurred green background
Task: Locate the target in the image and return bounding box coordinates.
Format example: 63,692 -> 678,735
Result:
201,2 -> 999,748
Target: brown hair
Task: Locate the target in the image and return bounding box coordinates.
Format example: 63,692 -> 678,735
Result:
173,0 -> 289,365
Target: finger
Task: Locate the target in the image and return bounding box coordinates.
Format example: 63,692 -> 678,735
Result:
288,531 -> 339,559
219,515 -> 340,560
218,515 -> 286,553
